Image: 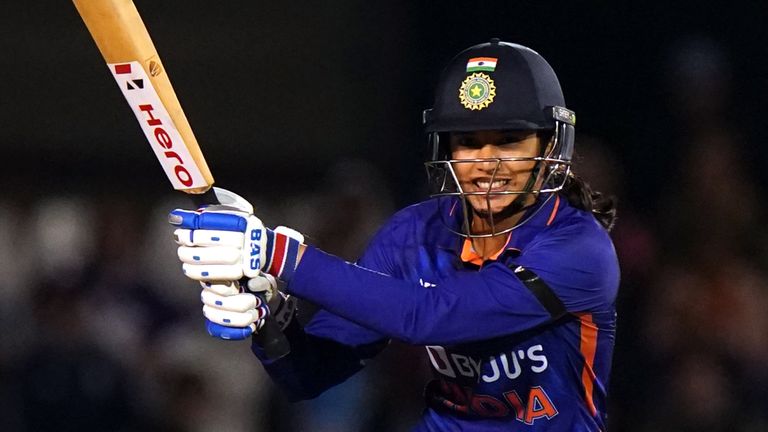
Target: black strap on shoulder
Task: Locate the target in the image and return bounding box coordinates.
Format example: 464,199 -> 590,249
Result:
510,265 -> 568,320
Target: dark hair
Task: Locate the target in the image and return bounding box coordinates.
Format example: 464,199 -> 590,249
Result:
536,130 -> 617,231
555,172 -> 617,231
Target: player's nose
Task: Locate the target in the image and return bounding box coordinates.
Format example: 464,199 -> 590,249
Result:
476,143 -> 498,156
474,144 -> 501,170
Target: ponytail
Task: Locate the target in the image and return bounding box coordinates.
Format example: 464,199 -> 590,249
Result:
556,172 -> 617,231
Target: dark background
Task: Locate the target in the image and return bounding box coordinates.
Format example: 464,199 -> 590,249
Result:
1,1 -> 767,431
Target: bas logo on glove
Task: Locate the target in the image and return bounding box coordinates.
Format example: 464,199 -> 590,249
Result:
168,188 -> 303,352
170,208 -> 304,281
249,228 -> 262,271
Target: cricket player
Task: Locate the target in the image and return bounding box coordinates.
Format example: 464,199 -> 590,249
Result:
170,39 -> 619,431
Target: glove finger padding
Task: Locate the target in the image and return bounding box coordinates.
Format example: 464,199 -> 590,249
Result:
174,210 -> 270,280
171,202 -> 302,282
206,319 -> 257,340
183,263 -> 243,281
174,228 -> 244,248
203,304 -> 266,328
200,290 -> 260,313
178,245 -> 241,265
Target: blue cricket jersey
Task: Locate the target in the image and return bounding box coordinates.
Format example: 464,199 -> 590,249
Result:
253,194 -> 619,431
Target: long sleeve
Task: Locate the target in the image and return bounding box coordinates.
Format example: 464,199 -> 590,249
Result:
250,223 -> 396,400
251,316 -> 386,401
285,219 -> 618,346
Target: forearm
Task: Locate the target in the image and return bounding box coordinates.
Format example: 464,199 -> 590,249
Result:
252,311 -> 385,401
284,247 -> 552,346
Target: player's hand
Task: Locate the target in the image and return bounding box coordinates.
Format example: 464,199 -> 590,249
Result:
168,188 -> 303,341
168,188 -> 305,282
199,274 -> 297,340
199,275 -> 272,339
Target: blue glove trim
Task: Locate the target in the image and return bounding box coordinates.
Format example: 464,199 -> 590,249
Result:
169,209 -> 248,232
199,212 -> 248,232
264,230 -> 302,282
263,229 -> 275,272
169,209 -> 199,228
280,237 -> 301,281
206,319 -> 252,340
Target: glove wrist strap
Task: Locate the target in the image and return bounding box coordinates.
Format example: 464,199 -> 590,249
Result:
264,229 -> 302,281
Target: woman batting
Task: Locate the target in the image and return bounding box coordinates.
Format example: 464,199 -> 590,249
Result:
171,39 -> 619,431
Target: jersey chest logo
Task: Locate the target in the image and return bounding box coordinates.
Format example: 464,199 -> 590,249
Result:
424,345 -> 558,424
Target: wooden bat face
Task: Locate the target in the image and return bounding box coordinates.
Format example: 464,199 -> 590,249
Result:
73,0 -> 214,193
109,61 -> 211,190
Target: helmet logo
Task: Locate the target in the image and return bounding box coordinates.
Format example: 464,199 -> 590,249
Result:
459,73 -> 496,111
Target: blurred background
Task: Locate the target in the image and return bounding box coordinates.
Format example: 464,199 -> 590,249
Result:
2,1 -> 768,430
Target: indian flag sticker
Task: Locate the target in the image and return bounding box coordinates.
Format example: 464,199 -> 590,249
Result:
459,73 -> 496,110
466,57 -> 498,73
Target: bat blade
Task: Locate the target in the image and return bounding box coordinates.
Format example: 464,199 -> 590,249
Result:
73,0 -> 290,359
73,0 -> 214,194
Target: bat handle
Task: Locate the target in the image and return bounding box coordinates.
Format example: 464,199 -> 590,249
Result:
251,310 -> 291,359
191,189 -> 291,360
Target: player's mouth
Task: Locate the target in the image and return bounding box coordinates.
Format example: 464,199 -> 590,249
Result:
472,178 -> 511,193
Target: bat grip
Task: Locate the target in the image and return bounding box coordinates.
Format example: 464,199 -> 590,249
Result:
251,305 -> 291,359
191,189 -> 291,360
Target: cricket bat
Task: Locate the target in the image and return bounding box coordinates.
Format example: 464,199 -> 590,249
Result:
73,0 -> 289,359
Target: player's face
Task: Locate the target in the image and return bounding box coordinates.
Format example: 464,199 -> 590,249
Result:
449,130 -> 542,219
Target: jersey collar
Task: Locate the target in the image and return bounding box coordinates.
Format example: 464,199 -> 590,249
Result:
455,193 -> 564,265
460,232 -> 517,265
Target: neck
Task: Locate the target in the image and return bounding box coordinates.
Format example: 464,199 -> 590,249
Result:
470,211 -> 523,236
467,194 -> 540,259
468,212 -> 522,260
469,234 -> 508,260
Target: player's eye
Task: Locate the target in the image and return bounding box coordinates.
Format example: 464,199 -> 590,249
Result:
450,134 -> 480,148
498,132 -> 525,146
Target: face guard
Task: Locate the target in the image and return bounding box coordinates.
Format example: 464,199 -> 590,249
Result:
424,106 -> 575,238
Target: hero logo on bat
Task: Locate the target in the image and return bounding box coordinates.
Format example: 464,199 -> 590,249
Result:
136,103 -> 193,187
108,61 -> 206,190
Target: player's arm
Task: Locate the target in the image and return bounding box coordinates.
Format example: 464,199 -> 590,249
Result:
248,239 -> 393,401
173,199 -> 617,346
252,312 -> 386,401
170,195 -> 617,347
284,225 -> 618,346
285,219 -> 618,345
170,191 -> 390,400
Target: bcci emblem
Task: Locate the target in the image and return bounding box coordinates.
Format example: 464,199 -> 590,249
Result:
459,73 -> 496,110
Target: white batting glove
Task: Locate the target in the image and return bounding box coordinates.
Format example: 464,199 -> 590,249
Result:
170,189 -> 305,282
168,188 -> 302,340
199,272 -> 296,330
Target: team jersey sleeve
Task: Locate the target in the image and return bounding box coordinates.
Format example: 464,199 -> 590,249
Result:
511,220 -> 619,314
301,222 -> 395,345
285,218 -> 619,346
